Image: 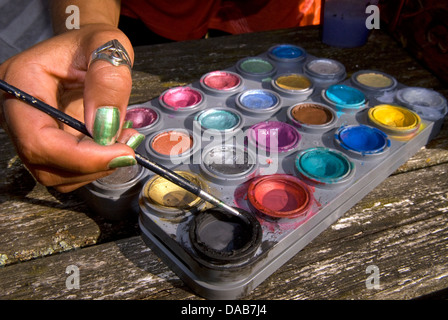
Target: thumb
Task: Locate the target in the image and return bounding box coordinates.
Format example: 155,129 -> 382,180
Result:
83,32 -> 134,146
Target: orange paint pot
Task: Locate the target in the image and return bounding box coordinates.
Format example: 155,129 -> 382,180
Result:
151,130 -> 193,156
146,129 -> 196,165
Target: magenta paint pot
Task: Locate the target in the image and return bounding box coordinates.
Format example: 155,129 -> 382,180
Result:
159,86 -> 205,113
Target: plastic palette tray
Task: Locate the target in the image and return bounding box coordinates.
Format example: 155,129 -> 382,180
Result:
82,44 -> 444,299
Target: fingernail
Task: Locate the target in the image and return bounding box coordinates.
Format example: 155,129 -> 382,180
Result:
126,133 -> 145,150
93,107 -> 120,145
123,120 -> 133,129
107,155 -> 137,169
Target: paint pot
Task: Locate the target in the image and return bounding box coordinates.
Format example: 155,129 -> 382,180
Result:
303,58 -> 346,86
194,108 -> 243,132
159,86 -> 204,113
271,73 -> 314,99
200,144 -> 257,185
236,57 -> 277,80
200,71 -> 244,96
267,44 -> 306,64
248,121 -> 301,154
295,147 -> 355,188
287,102 -> 337,133
335,125 -> 390,159
368,104 -> 421,140
140,171 -> 207,221
235,89 -> 282,117
247,174 -> 312,219
395,87 -> 448,122
79,165 -> 148,220
351,70 -> 397,94
125,105 -> 161,135
323,84 -> 367,111
189,207 -> 262,264
146,129 -> 196,164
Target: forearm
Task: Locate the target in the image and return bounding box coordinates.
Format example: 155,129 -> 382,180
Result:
50,0 -> 122,34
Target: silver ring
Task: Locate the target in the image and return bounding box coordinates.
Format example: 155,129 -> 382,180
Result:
88,39 -> 132,70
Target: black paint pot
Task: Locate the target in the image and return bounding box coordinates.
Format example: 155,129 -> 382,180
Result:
189,207 -> 262,264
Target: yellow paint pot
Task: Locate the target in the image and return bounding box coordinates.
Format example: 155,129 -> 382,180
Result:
140,171 -> 207,220
368,104 -> 421,140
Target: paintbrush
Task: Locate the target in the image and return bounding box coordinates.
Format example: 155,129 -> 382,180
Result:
0,79 -> 245,219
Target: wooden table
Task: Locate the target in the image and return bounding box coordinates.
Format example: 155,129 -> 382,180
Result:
1,26 -> 447,301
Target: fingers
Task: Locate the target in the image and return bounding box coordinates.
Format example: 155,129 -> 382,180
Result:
0,26 -> 142,192
82,34 -> 134,146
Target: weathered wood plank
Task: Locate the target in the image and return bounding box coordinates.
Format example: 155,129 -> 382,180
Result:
1,162 -> 447,300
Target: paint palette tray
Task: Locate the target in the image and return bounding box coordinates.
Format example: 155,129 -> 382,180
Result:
79,44 -> 446,299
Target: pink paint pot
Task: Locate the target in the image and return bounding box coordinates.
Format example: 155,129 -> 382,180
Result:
159,86 -> 204,113
248,174 -> 313,219
200,71 -> 244,95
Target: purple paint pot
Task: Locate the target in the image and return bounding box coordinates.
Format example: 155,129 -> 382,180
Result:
125,105 -> 161,135
248,121 -> 301,154
159,86 -> 205,113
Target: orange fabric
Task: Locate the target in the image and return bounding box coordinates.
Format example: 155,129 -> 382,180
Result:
121,0 -> 321,41
209,0 -> 321,34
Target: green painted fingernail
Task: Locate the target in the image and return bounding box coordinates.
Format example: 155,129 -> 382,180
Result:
123,120 -> 133,129
126,133 -> 145,150
93,107 -> 120,145
107,155 -> 137,169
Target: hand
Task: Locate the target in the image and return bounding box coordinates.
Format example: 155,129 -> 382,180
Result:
0,24 -> 143,193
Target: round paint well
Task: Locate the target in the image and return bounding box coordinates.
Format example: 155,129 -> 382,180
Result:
98,165 -> 141,186
351,70 -> 397,93
189,207 -> 262,264
146,129 -> 196,164
125,106 -> 160,134
236,89 -> 281,117
271,73 -> 314,99
287,102 -> 337,133
200,71 -> 243,95
267,44 -> 306,63
304,58 -> 346,83
295,147 -> 354,187
249,121 -> 301,154
236,57 -> 276,79
395,87 -> 448,121
151,130 -> 193,155
84,165 -> 148,220
159,86 -> 204,113
200,144 -> 257,185
368,104 -> 421,139
195,108 -> 242,132
248,174 -> 312,219
323,84 -> 366,110
335,125 -> 390,158
141,171 -> 206,220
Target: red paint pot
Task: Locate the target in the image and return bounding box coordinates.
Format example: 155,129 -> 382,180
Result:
248,174 -> 312,219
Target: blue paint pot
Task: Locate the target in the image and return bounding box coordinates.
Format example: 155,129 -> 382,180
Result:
335,125 -> 390,158
323,84 -> 366,109
268,44 -> 306,63
295,147 -> 354,187
236,89 -> 281,117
